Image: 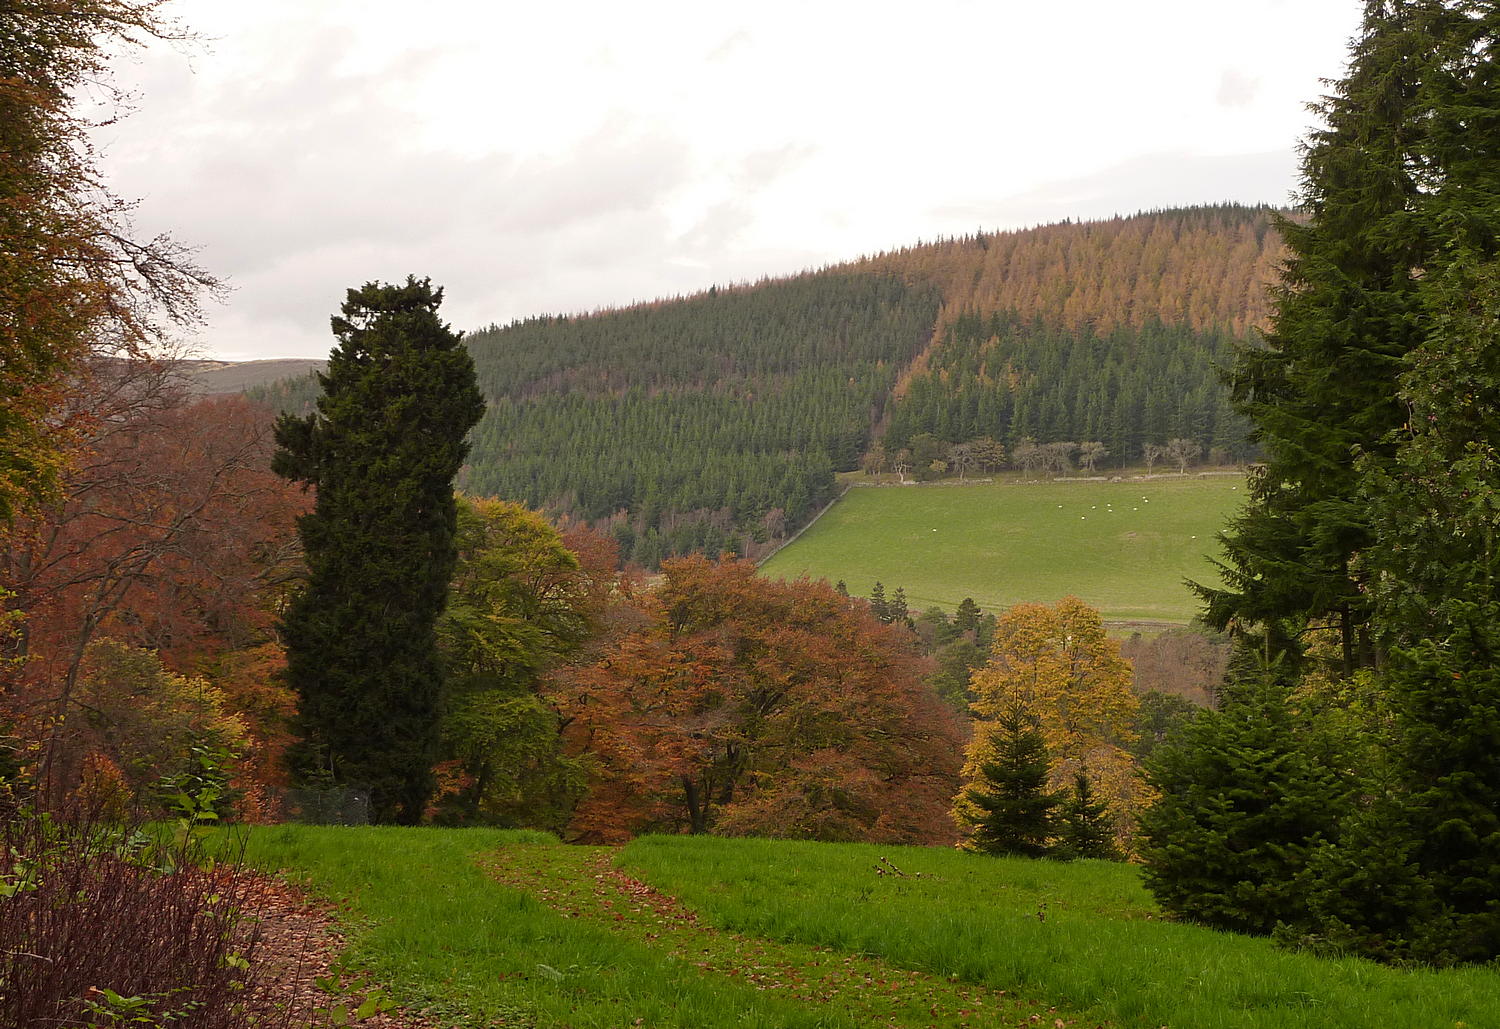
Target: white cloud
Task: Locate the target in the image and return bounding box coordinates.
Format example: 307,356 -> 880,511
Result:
99,0 -> 1363,359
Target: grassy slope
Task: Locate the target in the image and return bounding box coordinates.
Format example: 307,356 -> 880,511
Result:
242,826 -> 1498,1029
623,835 -> 1498,1029
760,476 -> 1245,623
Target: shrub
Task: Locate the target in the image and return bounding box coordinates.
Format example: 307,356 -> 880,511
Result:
0,805 -> 290,1028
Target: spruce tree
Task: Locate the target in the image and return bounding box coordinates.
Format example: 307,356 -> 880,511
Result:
954,597 -> 982,635
1349,254 -> 1500,963
1055,769 -> 1121,861
889,586 -> 912,628
1138,667 -> 1355,935
274,277 -> 484,824
1194,0 -> 1460,673
958,707 -> 1058,858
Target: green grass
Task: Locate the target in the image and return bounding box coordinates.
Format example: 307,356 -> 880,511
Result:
760,477 -> 1246,623
239,826 -> 1496,1029
239,825 -> 872,1028
621,835 -> 1498,1029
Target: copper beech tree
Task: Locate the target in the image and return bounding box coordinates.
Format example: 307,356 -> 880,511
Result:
553,555 -> 965,843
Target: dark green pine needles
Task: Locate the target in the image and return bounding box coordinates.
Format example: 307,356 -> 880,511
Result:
274,277 -> 484,824
960,707 -> 1058,858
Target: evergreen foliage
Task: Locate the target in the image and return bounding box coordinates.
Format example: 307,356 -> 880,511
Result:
1138,667 -> 1356,936
1197,0 -> 1500,674
1055,770 -> 1121,861
957,707 -> 1058,858
459,274 -> 939,565
250,208 -> 1286,568
273,278 -> 484,824
886,313 -> 1251,465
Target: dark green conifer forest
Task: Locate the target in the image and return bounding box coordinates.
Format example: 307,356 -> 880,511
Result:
251,206 -> 1281,567
884,312 -> 1253,463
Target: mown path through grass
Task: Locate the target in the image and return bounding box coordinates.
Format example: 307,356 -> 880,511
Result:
483,843 -> 1098,1029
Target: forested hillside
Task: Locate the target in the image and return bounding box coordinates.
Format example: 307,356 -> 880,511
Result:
252,205 -> 1284,565
859,203 -> 1284,338
883,313 -> 1253,463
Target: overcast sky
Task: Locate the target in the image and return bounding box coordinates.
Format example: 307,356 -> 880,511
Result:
101,1 -> 1364,361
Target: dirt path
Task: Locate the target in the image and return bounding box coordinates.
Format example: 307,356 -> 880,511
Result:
483,844 -> 1101,1029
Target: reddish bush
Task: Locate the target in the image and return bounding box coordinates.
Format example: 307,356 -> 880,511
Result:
0,808 -> 290,1028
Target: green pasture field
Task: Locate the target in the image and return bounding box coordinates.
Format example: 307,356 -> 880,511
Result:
241,825 -> 1497,1029
761,476 -> 1247,623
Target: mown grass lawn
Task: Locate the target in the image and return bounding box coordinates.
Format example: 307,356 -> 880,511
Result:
242,826 -> 1497,1029
760,477 -> 1246,623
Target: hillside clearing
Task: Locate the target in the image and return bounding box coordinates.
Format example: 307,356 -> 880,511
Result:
760,476 -> 1245,623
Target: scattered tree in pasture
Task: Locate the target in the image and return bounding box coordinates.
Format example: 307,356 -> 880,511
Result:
972,437 -> 1007,474
948,442 -> 979,480
273,277 -> 484,824
892,450 -> 913,483
1164,438 -> 1201,474
1142,442 -> 1164,473
1040,441 -> 1077,476
1077,441 -> 1109,474
1011,438 -> 1042,477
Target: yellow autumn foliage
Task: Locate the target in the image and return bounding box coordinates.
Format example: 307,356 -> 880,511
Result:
960,596 -> 1152,851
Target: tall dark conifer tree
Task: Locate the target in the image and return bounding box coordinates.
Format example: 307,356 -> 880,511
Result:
1184,0 -> 1500,963
1195,1 -> 1440,673
274,278 -> 485,824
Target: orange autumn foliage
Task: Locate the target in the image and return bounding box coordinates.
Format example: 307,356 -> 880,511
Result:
2,366 -> 305,802
554,556 -> 965,844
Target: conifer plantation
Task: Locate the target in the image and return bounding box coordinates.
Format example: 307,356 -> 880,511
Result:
251,205 -> 1283,567
13,1 -> 1500,1024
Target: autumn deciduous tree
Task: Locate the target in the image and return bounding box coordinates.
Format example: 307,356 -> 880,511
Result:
0,1 -> 219,524
554,556 -> 964,843
960,596 -> 1143,848
274,278 -> 484,824
432,498 -> 612,828
74,640 -> 249,802
2,365 -> 304,804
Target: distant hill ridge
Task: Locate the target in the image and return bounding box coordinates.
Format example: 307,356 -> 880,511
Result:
246,203 -> 1287,567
